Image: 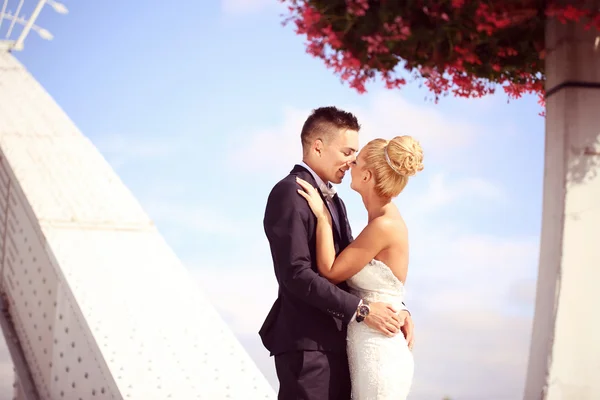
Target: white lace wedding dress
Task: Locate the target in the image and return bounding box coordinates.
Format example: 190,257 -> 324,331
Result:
346,259 -> 414,399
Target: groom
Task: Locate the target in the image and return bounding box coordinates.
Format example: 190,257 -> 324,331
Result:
259,106 -> 414,399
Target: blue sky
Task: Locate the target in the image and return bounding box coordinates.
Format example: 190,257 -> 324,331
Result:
2,0 -> 546,398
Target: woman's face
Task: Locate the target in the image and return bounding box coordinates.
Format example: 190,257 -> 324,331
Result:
350,150 -> 367,193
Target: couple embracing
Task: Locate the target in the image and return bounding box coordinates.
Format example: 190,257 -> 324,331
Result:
259,106 -> 424,400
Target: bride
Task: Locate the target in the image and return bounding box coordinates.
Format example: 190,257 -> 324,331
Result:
296,135 -> 424,400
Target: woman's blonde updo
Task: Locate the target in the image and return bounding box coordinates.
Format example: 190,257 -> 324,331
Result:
361,135 -> 424,198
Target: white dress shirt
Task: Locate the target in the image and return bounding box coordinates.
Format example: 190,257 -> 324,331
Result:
298,161 -> 341,232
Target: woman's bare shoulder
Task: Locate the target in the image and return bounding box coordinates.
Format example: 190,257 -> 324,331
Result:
370,212 -> 407,237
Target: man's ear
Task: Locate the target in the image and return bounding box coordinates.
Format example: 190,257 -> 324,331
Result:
313,139 -> 323,157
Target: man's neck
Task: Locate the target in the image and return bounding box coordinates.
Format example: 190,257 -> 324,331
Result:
300,159 -> 328,185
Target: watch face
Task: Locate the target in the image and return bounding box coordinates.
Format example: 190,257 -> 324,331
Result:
358,305 -> 369,316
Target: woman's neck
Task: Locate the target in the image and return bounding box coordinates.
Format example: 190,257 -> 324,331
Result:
363,191 -> 392,221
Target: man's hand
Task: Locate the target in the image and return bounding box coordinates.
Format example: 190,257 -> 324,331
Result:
400,311 -> 414,350
364,302 -> 406,337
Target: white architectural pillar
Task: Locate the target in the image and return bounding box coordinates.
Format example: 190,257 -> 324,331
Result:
524,10 -> 600,400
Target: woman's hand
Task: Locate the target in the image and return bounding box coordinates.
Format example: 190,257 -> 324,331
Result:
296,177 -> 332,224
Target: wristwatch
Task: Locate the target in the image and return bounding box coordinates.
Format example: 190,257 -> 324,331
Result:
355,300 -> 370,323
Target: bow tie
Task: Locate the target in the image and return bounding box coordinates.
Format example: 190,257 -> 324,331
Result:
319,183 -> 336,201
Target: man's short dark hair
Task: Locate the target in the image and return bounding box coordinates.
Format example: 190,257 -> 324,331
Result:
300,106 -> 360,152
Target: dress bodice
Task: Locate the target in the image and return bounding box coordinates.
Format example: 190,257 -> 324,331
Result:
346,259 -> 405,308
345,259 -> 414,399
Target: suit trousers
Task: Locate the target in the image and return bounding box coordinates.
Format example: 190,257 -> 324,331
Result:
275,350 -> 351,400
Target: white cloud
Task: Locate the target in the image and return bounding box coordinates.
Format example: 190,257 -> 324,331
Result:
343,171 -> 511,262
411,173 -> 506,211
229,91 -> 483,175
221,0 -> 275,15
90,133 -> 183,170
409,310 -> 532,400
346,91 -> 478,152
190,262 -> 277,337
508,278 -> 537,308
143,199 -> 244,237
228,106 -> 306,175
406,233 -> 538,313
338,172 -> 508,230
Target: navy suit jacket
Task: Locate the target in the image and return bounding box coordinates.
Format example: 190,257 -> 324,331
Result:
259,164 -> 361,356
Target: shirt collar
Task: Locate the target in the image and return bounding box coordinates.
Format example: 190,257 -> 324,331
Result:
298,161 -> 337,200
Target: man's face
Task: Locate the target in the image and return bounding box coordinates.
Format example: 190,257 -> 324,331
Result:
318,129 -> 359,184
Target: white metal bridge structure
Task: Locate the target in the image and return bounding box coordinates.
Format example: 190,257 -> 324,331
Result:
0,1 -> 275,399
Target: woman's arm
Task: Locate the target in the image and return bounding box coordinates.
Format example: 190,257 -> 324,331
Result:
316,217 -> 388,283
313,213 -> 336,278
297,178 -> 389,284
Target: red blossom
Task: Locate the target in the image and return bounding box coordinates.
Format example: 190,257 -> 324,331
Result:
346,0 -> 369,16
279,0 -> 600,112
451,0 -> 465,9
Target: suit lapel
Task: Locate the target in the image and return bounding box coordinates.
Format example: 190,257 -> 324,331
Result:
318,191 -> 343,245
332,195 -> 352,247
291,165 -> 343,245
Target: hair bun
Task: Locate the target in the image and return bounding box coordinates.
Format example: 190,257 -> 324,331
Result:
387,136 -> 424,177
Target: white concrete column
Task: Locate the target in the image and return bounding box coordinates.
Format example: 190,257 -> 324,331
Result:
524,9 -> 600,400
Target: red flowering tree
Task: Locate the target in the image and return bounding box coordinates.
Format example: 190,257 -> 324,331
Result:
279,0 -> 600,111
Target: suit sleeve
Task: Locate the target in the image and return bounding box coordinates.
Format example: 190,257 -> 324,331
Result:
264,181 -> 360,324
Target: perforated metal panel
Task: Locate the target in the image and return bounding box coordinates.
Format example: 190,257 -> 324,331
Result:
0,51 -> 275,399
0,158 -> 118,400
